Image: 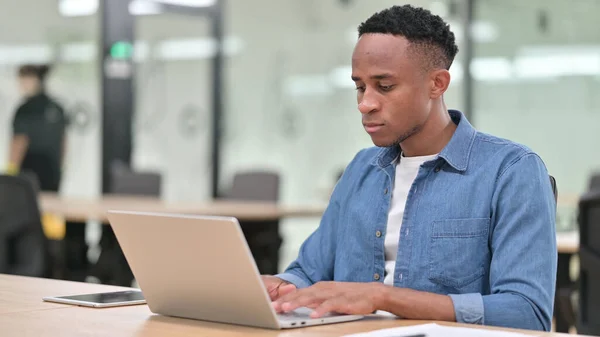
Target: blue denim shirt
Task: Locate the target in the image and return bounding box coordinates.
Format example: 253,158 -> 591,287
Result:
277,110 -> 557,331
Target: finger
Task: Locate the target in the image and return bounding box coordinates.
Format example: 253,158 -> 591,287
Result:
311,297 -> 354,318
275,298 -> 320,311
272,301 -> 284,313
278,284 -> 297,297
265,280 -> 282,301
280,291 -> 328,313
272,284 -> 297,311
271,285 -> 297,312
274,287 -> 305,307
267,286 -> 280,302
275,283 -> 338,311
269,283 -> 295,302
276,282 -> 337,304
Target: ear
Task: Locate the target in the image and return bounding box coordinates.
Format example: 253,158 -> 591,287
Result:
429,69 -> 451,99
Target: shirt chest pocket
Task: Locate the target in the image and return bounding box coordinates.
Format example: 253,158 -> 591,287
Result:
428,218 -> 490,289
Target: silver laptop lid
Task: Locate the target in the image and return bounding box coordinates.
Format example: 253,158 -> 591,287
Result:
106,210 -> 281,329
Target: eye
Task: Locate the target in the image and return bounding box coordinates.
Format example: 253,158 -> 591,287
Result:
379,85 -> 394,92
355,86 -> 365,93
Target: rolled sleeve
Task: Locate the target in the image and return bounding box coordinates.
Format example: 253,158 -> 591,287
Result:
449,293 -> 484,325
275,271 -> 313,289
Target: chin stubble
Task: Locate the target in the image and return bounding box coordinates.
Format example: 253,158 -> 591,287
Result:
384,124 -> 423,147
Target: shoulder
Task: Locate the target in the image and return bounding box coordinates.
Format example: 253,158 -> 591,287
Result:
15,97 -> 34,113
472,131 -> 548,178
42,95 -> 65,111
13,99 -> 34,122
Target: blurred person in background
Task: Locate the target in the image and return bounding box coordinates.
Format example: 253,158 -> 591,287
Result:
5,64 -> 69,249
6,64 -> 68,191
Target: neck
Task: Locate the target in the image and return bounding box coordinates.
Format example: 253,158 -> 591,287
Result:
25,89 -> 42,98
400,101 -> 456,157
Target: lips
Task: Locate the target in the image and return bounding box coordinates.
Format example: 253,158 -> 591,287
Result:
363,123 -> 384,133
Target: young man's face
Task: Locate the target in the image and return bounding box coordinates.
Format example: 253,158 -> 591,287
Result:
18,75 -> 40,98
351,33 -> 433,147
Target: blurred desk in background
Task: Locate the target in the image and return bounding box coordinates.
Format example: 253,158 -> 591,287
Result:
38,192 -> 327,282
557,231 -> 579,254
39,192 -> 327,223
40,192 -> 580,224
557,193 -> 581,209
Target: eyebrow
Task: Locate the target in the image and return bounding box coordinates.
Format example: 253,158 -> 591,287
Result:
351,73 -> 394,81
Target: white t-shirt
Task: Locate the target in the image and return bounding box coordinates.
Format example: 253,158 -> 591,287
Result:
383,152 -> 439,286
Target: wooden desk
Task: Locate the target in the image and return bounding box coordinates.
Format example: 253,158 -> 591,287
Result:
557,193 -> 581,208
557,231 -> 579,254
39,193 -> 326,223
0,275 -> 584,336
0,275 -> 130,314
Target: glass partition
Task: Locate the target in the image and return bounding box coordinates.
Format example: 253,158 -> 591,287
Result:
473,0 -> 600,231
133,12 -> 214,202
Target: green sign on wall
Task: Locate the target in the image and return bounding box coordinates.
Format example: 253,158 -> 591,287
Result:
110,41 -> 133,59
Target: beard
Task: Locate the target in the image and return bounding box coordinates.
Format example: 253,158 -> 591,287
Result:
381,124 -> 423,147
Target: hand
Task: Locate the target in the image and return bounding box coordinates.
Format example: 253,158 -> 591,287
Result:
261,275 -> 297,301
5,162 -> 19,175
273,281 -> 386,318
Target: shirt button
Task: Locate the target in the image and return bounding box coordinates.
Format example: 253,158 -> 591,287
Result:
434,167 -> 441,172
374,273 -> 380,281
384,188 -> 388,195
375,230 -> 382,238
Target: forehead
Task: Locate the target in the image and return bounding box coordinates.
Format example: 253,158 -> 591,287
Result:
351,33 -> 415,74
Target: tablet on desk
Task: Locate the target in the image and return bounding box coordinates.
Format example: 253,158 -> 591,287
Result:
43,290 -> 146,308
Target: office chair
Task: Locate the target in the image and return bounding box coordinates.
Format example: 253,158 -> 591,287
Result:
549,174 -> 579,332
576,190 -> 600,335
19,170 -> 40,191
225,171 -> 280,202
588,173 -> 600,191
0,175 -> 47,277
549,176 -> 557,203
18,170 -> 68,280
108,161 -> 162,196
223,170 -> 281,274
554,173 -> 600,332
91,162 -> 162,286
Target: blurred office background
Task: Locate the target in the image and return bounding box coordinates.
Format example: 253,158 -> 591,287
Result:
0,0 -> 599,333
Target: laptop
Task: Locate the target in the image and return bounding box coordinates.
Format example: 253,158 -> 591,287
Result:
106,210 -> 364,329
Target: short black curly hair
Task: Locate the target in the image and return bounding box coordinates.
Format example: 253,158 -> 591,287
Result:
358,5 -> 458,71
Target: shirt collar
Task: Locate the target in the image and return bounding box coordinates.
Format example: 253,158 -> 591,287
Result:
372,110 -> 476,172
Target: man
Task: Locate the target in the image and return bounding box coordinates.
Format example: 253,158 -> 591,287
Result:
6,64 -> 69,243
7,64 -> 68,191
262,5 -> 557,331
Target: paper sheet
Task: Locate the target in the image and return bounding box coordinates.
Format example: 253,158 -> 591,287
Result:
342,323 -> 539,337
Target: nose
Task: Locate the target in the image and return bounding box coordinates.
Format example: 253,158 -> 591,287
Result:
358,89 -> 380,114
